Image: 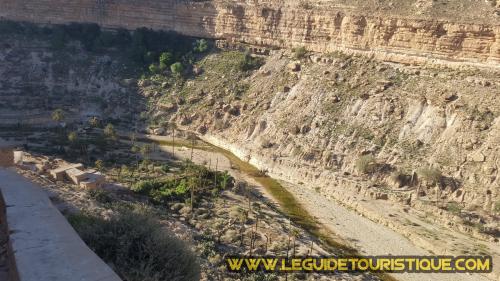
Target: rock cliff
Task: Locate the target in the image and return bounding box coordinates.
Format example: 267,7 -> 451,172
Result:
1,0 -> 499,67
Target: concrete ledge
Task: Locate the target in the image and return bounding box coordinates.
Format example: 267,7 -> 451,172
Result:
0,168 -> 122,281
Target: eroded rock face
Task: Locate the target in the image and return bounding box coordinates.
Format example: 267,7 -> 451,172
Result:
1,0 -> 499,67
169,51 -> 499,225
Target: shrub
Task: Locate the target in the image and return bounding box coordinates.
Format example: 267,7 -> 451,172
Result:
150,188 -> 174,203
238,52 -> 264,71
292,46 -> 307,59
131,179 -> 158,194
446,202 -> 462,215
172,179 -> 190,197
67,131 -> 78,144
170,62 -> 184,76
417,166 -> 442,185
103,123 -> 117,141
193,39 -> 208,53
68,207 -> 200,281
160,164 -> 170,173
88,189 -> 113,204
159,52 -> 173,70
355,155 -> 376,174
494,201 -> 500,213
149,63 -> 160,74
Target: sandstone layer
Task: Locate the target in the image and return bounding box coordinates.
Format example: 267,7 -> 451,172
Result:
1,0 -> 499,68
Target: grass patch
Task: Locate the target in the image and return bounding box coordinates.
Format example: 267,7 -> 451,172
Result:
446,202 -> 462,215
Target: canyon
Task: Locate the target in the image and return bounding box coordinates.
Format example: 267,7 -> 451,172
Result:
1,0 -> 499,68
0,1 -> 499,280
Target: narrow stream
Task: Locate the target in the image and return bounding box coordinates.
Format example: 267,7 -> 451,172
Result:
147,135 -> 360,251
140,135 -> 396,281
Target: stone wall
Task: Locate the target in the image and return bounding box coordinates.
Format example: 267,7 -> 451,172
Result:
0,149 -> 13,167
0,0 -> 499,67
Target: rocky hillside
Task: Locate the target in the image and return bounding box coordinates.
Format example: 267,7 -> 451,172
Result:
0,31 -> 143,126
141,49 -> 500,242
0,20 -> 499,279
1,0 -> 499,67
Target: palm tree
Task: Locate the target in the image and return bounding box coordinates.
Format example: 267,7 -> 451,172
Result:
169,122 -> 177,157
104,123 -> 117,142
52,109 -> 65,124
88,116 -> 100,128
130,132 -> 137,145
186,132 -> 197,161
140,144 -> 152,160
52,109 -> 66,139
95,159 -> 104,172
290,229 -> 300,257
67,131 -> 78,144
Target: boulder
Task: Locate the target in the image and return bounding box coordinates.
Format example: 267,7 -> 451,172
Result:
153,128 -> 165,135
469,151 -> 486,162
287,61 -> 301,72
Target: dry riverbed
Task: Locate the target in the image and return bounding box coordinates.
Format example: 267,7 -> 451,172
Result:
147,133 -> 497,281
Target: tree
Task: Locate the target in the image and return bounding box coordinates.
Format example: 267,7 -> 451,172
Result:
131,145 -> 140,155
68,131 -> 78,144
193,39 -> 208,53
186,133 -> 197,161
95,159 -> 104,172
52,109 -> 65,124
104,123 -> 117,141
130,132 -> 137,145
159,52 -> 173,70
220,171 -> 231,190
170,62 -> 184,77
140,144 -> 152,160
169,122 -> 177,157
149,63 -> 159,74
88,116 -> 100,128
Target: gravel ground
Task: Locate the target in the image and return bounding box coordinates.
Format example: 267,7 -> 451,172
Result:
282,181 -> 493,281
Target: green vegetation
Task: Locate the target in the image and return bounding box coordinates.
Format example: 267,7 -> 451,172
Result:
417,166 -> 442,185
494,201 -> 500,213
238,52 -> 264,71
130,163 -> 234,204
356,155 -> 376,174
51,109 -> 65,123
446,202 -> 462,215
292,46 -> 307,59
94,159 -> 104,171
0,20 -> 208,73
87,188 -> 113,204
193,39 -> 209,53
67,131 -> 78,145
68,206 -> 200,281
103,123 -> 117,141
148,63 -> 160,74
170,62 -> 184,76
159,51 -> 173,70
